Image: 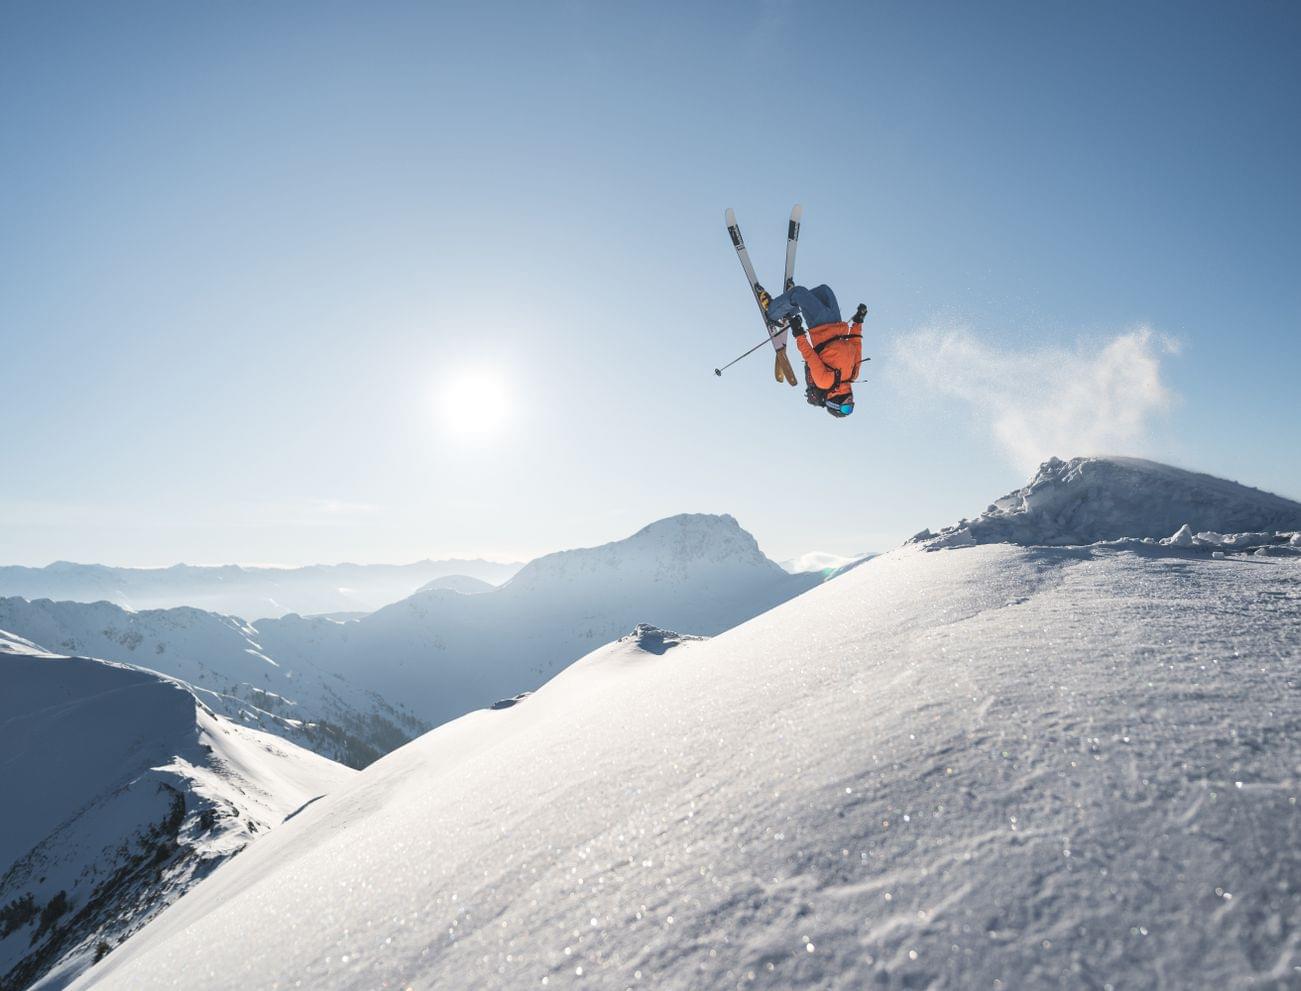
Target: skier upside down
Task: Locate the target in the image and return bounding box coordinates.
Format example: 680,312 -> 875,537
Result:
722,206 -> 868,419
765,284 -> 867,418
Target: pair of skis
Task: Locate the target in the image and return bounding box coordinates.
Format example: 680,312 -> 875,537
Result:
724,204 -> 802,386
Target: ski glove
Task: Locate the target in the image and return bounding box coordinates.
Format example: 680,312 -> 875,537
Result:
789,315 -> 807,337
852,303 -> 868,324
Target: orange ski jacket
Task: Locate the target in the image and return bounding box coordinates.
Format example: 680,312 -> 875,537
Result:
795,322 -> 863,395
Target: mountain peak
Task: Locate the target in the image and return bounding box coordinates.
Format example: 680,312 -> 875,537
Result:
504,513 -> 782,592
624,512 -> 770,561
629,511 -> 741,534
916,455 -> 1301,548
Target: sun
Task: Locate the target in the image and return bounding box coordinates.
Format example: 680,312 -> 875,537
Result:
437,371 -> 510,442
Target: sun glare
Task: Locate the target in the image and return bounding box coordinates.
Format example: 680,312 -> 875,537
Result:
437,371 -> 510,442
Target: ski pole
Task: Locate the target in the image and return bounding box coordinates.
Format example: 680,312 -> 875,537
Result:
714,335 -> 776,377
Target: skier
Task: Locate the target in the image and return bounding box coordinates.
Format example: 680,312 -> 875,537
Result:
764,284 -> 867,418
719,206 -> 870,401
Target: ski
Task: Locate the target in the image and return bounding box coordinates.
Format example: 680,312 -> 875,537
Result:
724,208 -> 775,329
776,204 -> 802,385
784,203 -> 802,292
724,208 -> 797,387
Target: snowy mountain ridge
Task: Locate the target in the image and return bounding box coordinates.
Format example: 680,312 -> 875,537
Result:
0,636 -> 352,991
0,596 -> 426,768
914,455 -> 1301,548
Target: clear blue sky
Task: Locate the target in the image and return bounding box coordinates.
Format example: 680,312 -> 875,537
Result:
2,1 -> 1298,566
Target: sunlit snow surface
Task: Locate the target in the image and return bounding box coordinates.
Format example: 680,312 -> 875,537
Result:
76,542 -> 1300,989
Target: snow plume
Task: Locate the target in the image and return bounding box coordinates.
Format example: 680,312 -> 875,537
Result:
891,324 -> 1179,471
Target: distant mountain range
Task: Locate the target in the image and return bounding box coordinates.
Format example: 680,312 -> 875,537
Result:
0,559 -> 522,621
1,514 -> 825,766
253,513 -> 823,727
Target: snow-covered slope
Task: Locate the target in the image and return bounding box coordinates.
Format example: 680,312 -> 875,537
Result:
0,598 -> 425,768
915,455 -> 1301,548
0,634 -> 353,991
253,514 -> 821,726
0,559 -> 521,621
69,478 -> 1301,989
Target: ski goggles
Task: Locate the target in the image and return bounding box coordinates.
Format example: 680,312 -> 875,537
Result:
825,399 -> 854,417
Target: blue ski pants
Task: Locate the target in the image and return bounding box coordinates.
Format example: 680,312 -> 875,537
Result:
766,284 -> 841,328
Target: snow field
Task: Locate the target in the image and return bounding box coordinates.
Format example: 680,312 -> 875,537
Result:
75,541 -> 1301,989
